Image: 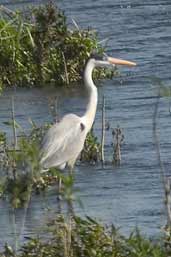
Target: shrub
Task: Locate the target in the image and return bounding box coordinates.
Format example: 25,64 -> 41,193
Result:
0,3 -> 115,91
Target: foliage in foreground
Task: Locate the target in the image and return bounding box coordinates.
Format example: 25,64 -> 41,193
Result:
0,3 -> 116,91
0,215 -> 168,257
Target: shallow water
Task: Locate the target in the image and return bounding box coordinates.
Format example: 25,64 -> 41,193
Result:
0,0 -> 171,248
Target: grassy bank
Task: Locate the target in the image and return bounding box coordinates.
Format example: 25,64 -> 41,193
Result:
0,3 -> 115,92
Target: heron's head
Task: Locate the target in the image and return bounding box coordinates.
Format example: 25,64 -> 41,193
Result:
88,52 -> 136,68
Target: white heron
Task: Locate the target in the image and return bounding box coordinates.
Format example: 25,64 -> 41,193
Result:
40,53 -> 136,171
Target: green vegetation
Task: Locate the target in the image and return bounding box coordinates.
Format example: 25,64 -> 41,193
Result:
112,126 -> 124,165
80,129 -> 101,164
0,3 -> 116,91
0,215 -> 169,257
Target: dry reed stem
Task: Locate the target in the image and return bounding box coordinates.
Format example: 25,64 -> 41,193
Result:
153,85 -> 171,233
101,95 -> 105,166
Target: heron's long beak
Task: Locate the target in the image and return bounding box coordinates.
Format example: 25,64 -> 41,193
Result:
108,57 -> 136,67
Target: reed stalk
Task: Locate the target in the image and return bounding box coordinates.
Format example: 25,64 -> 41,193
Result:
12,207 -> 18,254
153,83 -> 171,235
11,96 -> 17,150
165,178 -> 171,228
101,95 -> 105,166
62,51 -> 69,85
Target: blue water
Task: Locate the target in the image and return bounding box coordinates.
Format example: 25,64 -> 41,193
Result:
0,0 -> 171,249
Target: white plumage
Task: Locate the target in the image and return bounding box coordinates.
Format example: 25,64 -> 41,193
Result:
40,114 -> 87,169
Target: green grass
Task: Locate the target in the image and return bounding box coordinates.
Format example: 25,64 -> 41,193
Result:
0,2 -> 116,91
1,215 -> 169,257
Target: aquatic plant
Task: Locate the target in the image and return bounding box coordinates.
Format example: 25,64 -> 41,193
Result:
0,7 -> 34,88
0,136 -> 38,207
0,215 -> 167,257
112,126 -> 124,165
0,3 -> 116,91
80,128 -> 101,164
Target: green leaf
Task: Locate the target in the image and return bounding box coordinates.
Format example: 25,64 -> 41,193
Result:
26,26 -> 35,48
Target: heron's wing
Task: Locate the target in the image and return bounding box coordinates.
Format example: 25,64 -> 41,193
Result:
40,114 -> 86,169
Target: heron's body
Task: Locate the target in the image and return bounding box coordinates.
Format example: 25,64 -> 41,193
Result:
40,114 -> 87,169
40,55 -> 136,170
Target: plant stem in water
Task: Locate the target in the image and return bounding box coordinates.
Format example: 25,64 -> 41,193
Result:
101,95 -> 105,166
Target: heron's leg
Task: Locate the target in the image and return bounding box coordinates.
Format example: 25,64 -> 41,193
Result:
57,164 -> 66,199
67,164 -> 75,216
68,158 -> 76,175
57,177 -> 63,213
58,176 -> 62,191
69,166 -> 74,175
57,176 -> 62,201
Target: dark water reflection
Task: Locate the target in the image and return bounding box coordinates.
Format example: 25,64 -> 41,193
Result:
0,0 -> 171,248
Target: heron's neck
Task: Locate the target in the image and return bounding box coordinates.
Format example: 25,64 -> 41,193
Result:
83,60 -> 98,131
